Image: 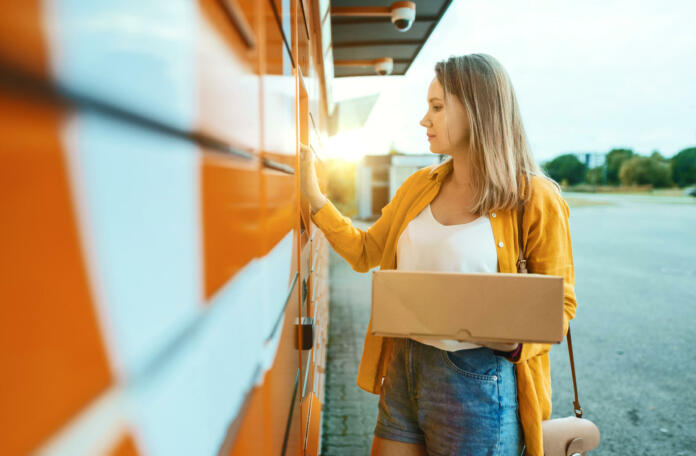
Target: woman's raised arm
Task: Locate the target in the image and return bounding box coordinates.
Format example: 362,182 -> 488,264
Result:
300,144 -> 405,273
300,144 -> 328,213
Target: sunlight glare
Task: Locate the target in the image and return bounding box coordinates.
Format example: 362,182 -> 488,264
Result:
325,127 -> 392,163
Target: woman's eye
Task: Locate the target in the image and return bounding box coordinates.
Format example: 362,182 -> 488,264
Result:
433,106 -> 442,112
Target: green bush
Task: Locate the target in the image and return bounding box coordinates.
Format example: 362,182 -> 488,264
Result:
543,154 -> 587,185
618,155 -> 673,188
671,147 -> 696,187
605,148 -> 634,185
585,166 -> 604,185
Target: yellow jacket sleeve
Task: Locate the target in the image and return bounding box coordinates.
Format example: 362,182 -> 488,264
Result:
310,184 -> 406,273
513,182 -> 578,364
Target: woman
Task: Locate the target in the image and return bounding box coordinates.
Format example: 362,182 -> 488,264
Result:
300,54 -> 577,456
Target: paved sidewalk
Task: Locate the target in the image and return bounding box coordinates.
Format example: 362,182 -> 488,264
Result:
321,220 -> 378,456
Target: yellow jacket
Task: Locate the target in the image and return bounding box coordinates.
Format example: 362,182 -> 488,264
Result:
310,158 -> 577,456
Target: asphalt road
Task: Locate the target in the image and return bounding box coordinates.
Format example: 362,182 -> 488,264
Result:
550,193 -> 696,455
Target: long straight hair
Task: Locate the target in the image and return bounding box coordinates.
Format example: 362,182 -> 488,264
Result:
434,53 -> 559,214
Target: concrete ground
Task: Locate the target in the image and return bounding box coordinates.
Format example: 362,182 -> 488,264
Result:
321,220 -> 378,456
321,195 -> 696,456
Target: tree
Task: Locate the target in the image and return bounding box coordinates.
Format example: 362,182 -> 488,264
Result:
618,155 -> 672,188
671,147 -> 696,187
585,166 -> 604,185
650,150 -> 667,162
605,148 -> 634,185
543,154 -> 587,185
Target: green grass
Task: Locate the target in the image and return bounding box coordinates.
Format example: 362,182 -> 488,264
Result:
563,184 -> 692,197
564,197 -> 615,208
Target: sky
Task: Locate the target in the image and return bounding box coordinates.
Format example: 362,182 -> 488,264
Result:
327,0 -> 696,163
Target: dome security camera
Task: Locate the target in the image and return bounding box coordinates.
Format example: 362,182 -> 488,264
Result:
331,2 -> 417,32
390,1 -> 416,32
374,57 -> 394,76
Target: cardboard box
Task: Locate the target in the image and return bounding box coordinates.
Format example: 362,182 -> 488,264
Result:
371,270 -> 564,344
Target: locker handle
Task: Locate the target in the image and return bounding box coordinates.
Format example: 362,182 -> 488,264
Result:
262,157 -> 294,174
295,316 -> 314,350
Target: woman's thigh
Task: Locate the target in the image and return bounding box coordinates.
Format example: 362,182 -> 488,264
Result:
370,435 -> 427,456
374,338 -> 522,456
413,341 -> 522,456
373,338 -> 427,446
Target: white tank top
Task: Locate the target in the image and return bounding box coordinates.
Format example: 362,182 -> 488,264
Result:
396,203 -> 499,351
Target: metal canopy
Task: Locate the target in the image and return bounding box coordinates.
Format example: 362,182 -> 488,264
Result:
331,0 -> 453,77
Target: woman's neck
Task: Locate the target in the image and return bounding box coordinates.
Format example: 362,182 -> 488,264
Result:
448,149 -> 473,190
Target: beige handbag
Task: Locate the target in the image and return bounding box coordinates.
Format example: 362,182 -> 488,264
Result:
516,202 -> 601,456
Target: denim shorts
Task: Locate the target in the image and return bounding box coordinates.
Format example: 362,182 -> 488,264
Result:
374,337 -> 523,456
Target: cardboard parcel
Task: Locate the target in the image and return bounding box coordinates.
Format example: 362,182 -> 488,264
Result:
371,270 -> 565,344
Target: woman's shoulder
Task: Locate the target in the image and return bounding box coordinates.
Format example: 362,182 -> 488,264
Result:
384,163 -> 441,210
529,174 -> 560,195
527,174 -> 569,216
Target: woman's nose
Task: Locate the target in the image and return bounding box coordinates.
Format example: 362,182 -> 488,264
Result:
420,115 -> 431,128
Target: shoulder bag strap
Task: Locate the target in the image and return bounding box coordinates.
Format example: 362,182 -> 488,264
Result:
516,200 -> 584,418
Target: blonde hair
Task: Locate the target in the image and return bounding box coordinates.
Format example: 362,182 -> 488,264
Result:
434,53 -> 559,214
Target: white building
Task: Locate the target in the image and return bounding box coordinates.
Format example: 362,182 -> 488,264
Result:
356,154 -> 445,219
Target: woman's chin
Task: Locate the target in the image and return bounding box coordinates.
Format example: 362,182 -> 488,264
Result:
429,147 -> 449,156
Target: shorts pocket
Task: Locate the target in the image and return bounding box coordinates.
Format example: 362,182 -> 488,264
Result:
440,348 -> 499,382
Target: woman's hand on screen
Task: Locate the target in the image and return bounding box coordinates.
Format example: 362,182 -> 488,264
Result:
299,144 -> 327,212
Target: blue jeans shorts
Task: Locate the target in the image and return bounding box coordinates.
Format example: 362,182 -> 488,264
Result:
374,337 -> 523,456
